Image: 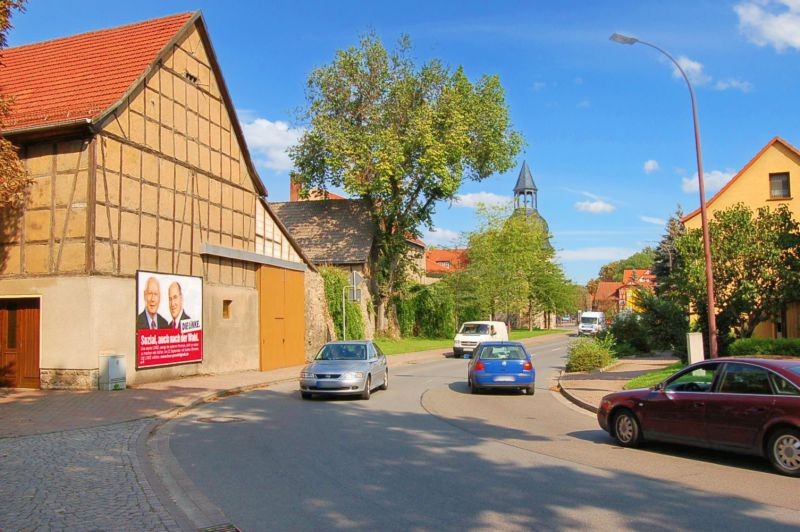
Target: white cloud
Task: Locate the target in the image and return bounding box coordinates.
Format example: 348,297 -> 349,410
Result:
640,215 -> 667,226
575,200 -> 615,213
644,159 -> 660,173
714,78 -> 754,92
557,247 -> 637,262
423,227 -> 462,247
735,0 -> 800,52
532,81 -> 547,91
681,169 -> 735,193
673,56 -> 712,86
241,118 -> 304,171
454,192 -> 513,208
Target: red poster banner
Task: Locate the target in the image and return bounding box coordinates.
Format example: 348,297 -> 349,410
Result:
137,328 -> 203,368
136,271 -> 203,369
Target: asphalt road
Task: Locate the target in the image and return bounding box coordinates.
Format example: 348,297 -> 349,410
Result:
161,336 -> 800,531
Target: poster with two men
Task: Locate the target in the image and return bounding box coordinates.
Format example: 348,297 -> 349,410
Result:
136,271 -> 203,369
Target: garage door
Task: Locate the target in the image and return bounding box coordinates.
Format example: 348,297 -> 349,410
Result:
258,265 -> 305,371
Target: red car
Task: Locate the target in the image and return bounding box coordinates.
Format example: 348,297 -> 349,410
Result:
597,357 -> 800,476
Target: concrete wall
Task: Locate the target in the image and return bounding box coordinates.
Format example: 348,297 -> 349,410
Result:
0,275 -> 260,388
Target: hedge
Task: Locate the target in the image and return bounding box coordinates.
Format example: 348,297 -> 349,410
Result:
566,336 -> 616,372
727,338 -> 800,358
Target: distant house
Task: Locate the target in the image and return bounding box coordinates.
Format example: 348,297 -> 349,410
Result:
593,269 -> 656,314
424,248 -> 468,284
273,179 -> 427,336
682,136 -> 800,339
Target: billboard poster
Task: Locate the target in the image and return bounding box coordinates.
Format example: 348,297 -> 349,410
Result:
136,271 -> 203,369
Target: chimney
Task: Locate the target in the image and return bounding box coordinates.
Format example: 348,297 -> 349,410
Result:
289,174 -> 301,202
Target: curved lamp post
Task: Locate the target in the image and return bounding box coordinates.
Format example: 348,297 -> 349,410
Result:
610,32 -> 718,359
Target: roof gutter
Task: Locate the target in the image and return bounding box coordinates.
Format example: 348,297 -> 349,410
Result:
2,117 -> 92,140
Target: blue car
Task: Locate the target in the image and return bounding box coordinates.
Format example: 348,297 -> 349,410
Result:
467,341 -> 535,395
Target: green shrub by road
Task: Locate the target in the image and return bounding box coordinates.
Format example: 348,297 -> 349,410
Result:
623,362 -> 684,390
728,338 -> 800,357
375,329 -> 566,356
565,335 -> 616,372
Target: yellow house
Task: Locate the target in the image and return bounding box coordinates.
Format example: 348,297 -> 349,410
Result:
682,136 -> 800,339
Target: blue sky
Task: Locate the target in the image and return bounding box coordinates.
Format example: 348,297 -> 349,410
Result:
7,1 -> 800,284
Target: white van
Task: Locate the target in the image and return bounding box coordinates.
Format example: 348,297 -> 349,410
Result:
578,311 -> 606,336
453,321 -> 509,357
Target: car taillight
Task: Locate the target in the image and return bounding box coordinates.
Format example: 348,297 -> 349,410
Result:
475,360 -> 485,371
523,360 -> 533,371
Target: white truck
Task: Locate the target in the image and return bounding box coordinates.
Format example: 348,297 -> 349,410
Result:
453,320 -> 509,358
578,311 -> 606,336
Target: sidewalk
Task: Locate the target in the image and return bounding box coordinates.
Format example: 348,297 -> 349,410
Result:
0,346 -> 452,439
558,353 -> 678,413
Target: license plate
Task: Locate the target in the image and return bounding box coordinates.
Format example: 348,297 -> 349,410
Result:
494,376 -> 515,382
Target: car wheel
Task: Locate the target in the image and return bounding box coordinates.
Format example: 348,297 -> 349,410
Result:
301,392 -> 312,400
525,385 -> 535,396
613,409 -> 642,447
469,378 -> 479,394
767,427 -> 800,477
361,376 -> 371,400
453,348 -> 462,358
380,369 -> 389,391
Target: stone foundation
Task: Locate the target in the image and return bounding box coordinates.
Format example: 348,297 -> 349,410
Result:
40,368 -> 99,390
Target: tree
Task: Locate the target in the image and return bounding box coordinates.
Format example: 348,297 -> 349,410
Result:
670,203 -> 800,341
290,34 -> 522,333
0,0 -> 30,208
597,248 -> 656,281
652,207 -> 686,298
463,204 -> 571,328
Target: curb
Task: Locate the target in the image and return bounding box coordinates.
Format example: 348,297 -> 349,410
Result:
556,369 -> 599,414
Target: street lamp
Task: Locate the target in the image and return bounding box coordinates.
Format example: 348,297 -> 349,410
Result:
610,32 -> 718,359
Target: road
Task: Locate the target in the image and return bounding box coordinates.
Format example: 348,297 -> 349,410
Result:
159,335 -> 800,531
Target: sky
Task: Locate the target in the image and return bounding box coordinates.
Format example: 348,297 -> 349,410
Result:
6,1 -> 800,284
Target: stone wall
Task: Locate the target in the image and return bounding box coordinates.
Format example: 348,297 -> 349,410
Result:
304,270 -> 334,357
40,368 -> 99,390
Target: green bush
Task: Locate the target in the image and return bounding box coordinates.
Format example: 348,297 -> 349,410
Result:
636,291 -> 689,361
566,337 -> 616,372
609,312 -> 650,353
394,282 -> 457,338
728,338 -> 800,358
320,267 -> 364,340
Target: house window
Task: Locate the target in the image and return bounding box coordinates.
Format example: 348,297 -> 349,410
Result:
770,172 -> 790,199
437,261 -> 451,269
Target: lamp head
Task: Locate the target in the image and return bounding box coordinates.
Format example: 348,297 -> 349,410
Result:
610,33 -> 638,45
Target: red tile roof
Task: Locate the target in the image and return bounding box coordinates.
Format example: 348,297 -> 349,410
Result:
426,249 -> 468,274
593,281 -> 623,303
0,12 -> 194,132
622,269 -> 655,284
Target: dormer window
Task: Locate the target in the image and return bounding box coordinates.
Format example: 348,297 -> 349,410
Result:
770,172 -> 790,199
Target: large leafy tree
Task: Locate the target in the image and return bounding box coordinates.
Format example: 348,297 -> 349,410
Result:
463,205 -> 572,327
290,34 -> 522,332
0,0 -> 30,208
670,203 -> 800,339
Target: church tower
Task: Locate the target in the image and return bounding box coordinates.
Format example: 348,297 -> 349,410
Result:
513,160 -> 538,213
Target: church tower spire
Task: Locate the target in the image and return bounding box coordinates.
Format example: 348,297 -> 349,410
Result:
513,160 -> 538,212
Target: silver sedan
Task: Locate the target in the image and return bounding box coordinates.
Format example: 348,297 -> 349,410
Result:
299,341 -> 389,400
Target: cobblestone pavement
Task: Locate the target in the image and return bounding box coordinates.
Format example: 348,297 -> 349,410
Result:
0,419 -> 180,531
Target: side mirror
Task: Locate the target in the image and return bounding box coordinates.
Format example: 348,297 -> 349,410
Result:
653,382 -> 665,392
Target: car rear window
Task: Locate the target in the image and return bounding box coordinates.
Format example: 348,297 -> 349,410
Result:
480,346 -> 526,360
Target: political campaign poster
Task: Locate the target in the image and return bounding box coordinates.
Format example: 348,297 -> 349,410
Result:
136,271 -> 203,369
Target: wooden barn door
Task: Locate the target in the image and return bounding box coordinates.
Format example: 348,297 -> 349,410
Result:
258,266 -> 306,371
0,298 -> 40,388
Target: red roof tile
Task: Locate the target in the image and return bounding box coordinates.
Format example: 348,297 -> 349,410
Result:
1,13 -> 194,132
594,281 -> 623,303
426,249 -> 468,274
622,269 -> 655,284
